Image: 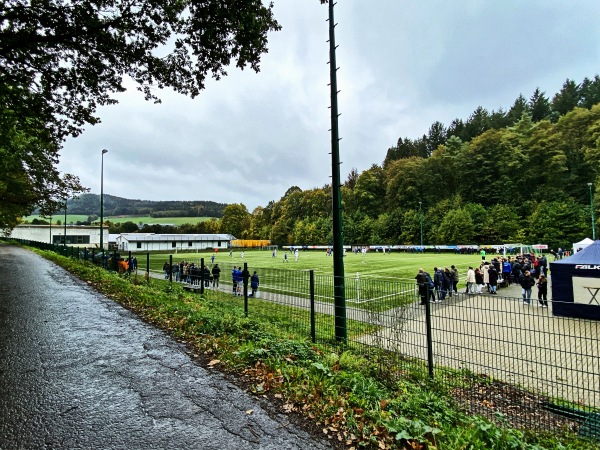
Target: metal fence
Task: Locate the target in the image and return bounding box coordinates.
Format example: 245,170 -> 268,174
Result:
7,239 -> 599,439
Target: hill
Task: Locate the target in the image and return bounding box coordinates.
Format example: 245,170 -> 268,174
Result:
46,194 -> 227,219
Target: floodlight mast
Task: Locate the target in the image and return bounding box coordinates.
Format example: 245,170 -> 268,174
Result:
323,0 -> 346,342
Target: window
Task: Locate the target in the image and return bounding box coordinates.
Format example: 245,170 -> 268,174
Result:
52,235 -> 90,244
218,241 -> 222,247
188,241 -> 192,247
172,242 -> 176,248
137,242 -> 142,249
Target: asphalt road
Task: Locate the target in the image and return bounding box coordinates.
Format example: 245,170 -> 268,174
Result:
0,245 -> 331,450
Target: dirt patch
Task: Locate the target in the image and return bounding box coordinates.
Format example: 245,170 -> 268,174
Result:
452,378 -> 580,434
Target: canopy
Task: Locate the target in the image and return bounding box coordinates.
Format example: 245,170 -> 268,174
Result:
551,240 -> 600,320
573,237 -> 594,253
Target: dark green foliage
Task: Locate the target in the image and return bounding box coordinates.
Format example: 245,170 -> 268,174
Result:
1,0 -> 279,231
249,92 -> 600,248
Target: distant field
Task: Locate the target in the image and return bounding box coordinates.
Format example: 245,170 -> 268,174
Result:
137,248 -> 486,284
22,215 -> 214,225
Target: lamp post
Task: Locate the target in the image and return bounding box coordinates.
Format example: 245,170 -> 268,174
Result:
419,201 -> 423,246
588,183 -> 596,240
100,149 -> 108,250
64,197 -> 68,249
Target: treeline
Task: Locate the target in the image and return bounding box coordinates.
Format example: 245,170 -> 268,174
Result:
217,76 -> 600,250
56,194 -> 226,218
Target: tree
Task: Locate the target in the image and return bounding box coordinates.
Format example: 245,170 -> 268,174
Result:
425,121 -> 447,155
552,79 -> 581,116
354,165 -> 385,217
344,167 -> 359,190
529,88 -> 552,122
464,106 -> 491,140
437,208 -> 475,244
1,0 -> 280,143
528,201 -> 588,249
579,75 -> 600,109
0,0 -> 279,230
507,94 -> 530,125
220,203 -> 250,238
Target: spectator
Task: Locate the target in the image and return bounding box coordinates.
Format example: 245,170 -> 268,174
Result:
232,266 -> 238,294
488,264 -> 498,295
465,267 -> 476,294
250,271 -> 259,297
537,274 -> 548,307
502,258 -> 512,285
211,264 -> 221,287
415,269 -> 428,305
424,271 -> 437,303
475,268 -> 484,294
520,270 -> 535,305
450,265 -> 459,295
202,265 -> 211,287
482,262 -> 490,292
443,268 -> 453,298
434,267 -> 445,301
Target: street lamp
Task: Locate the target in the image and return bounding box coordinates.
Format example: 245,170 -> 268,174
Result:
64,197 -> 68,249
419,201 -> 423,246
100,149 -> 108,250
588,183 -> 596,240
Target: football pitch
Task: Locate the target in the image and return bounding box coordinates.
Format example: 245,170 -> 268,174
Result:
140,248 -> 488,285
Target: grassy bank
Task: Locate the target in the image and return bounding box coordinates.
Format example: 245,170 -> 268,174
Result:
39,250 -> 594,450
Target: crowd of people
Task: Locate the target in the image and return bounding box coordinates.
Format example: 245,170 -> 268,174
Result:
416,253 -> 551,307
161,260 -> 260,297
162,260 -> 214,287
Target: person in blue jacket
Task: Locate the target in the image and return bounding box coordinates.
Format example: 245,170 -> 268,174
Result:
250,271 -> 259,297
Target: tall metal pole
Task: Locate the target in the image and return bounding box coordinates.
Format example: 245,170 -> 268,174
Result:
325,0 -> 346,342
419,201 -> 423,246
100,149 -> 108,250
588,183 -> 596,240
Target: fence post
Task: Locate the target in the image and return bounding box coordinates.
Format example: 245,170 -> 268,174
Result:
424,295 -> 434,378
146,253 -> 150,282
310,270 -> 316,343
200,258 -> 205,294
243,262 -> 249,317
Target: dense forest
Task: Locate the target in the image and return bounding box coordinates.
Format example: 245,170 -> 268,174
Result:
48,76 -> 600,250
51,194 -> 226,219
217,76 -> 600,250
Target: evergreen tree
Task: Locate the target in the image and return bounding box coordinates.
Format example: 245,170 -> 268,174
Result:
507,94 -> 530,124
580,75 -> 600,108
529,88 -> 552,122
552,79 -> 581,116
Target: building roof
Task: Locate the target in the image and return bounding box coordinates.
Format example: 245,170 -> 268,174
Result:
116,233 -> 234,242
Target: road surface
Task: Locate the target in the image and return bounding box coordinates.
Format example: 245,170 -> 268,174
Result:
0,245 -> 331,449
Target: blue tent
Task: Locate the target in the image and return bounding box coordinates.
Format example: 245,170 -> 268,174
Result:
550,240 -> 600,320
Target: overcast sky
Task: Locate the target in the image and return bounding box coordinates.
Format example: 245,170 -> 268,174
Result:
57,0 -> 600,212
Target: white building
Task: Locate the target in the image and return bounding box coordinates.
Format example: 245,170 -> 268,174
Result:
114,233 -> 234,253
7,224 -> 108,248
